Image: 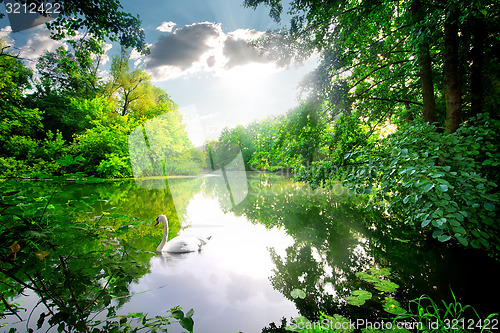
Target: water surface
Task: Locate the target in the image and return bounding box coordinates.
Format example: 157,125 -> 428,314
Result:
2,173 -> 499,332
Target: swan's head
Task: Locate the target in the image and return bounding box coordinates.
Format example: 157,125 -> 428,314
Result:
155,214 -> 167,226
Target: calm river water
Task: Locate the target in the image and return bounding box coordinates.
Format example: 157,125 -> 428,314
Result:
2,173 -> 499,332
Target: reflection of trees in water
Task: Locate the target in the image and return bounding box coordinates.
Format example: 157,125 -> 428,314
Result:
1,177 -> 207,330
0,194 -> 153,330
215,173 -> 498,327
227,174 -> 380,321
10,178 -> 205,249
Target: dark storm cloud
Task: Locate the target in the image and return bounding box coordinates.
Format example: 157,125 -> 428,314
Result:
223,35 -> 269,69
146,22 -> 221,70
144,23 -> 273,80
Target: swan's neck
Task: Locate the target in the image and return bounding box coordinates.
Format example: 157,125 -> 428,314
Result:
157,222 -> 168,252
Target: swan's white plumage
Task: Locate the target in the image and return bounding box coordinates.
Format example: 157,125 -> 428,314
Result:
155,214 -> 211,253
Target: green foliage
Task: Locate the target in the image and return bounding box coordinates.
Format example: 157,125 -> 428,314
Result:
0,179 -> 194,332
0,157 -> 29,178
38,130 -> 67,160
4,135 -> 39,159
86,306 -> 194,332
210,100 -> 329,172
245,0 -> 499,132
97,153 -> 133,178
42,0 -> 147,54
0,129 -> 71,178
0,44 -> 43,153
105,50 -> 157,116
382,298 -> 406,316
328,113 -> 372,166
283,267 -> 497,333
348,267 -> 405,315
331,113 -> 499,254
36,46 -> 100,99
213,125 -> 258,170
247,116 -> 288,171
0,1 -> 146,53
296,112 -> 374,188
286,312 -> 353,333
291,288 -> 307,299
1,34 -> 198,180
129,106 -> 204,177
345,290 -> 372,306
278,100 -> 327,165
69,120 -> 133,176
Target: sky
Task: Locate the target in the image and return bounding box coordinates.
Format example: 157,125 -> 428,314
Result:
0,0 -> 318,145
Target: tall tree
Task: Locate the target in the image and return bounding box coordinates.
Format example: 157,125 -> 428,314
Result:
35,46 -> 101,98
443,9 -> 461,133
105,50 -> 153,116
411,0 -> 436,124
244,0 -> 500,132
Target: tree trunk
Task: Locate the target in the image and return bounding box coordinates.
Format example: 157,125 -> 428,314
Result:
444,12 -> 461,133
412,0 -> 437,124
122,91 -> 129,116
420,43 -> 437,123
470,17 -> 485,117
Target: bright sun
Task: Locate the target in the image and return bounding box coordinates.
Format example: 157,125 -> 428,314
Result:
217,63 -> 279,98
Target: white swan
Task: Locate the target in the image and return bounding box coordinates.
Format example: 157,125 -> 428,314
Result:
155,214 -> 211,253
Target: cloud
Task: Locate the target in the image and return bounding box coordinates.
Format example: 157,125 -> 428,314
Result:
144,22 -> 273,81
17,26 -> 67,67
223,29 -> 267,69
156,21 -> 176,33
0,26 -> 14,46
146,22 -> 222,70
99,43 -> 113,65
7,26 -> 96,71
229,29 -> 263,41
222,35 -> 268,69
90,43 -> 113,66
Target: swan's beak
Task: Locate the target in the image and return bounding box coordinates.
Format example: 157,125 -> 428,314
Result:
154,217 -> 160,227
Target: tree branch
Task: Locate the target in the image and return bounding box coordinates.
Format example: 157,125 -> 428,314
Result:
364,97 -> 423,106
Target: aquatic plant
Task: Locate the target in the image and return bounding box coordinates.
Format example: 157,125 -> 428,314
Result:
392,291 -> 499,333
345,267 -> 405,315
282,266 -> 498,332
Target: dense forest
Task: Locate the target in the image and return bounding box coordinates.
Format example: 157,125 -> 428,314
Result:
0,41 -> 205,178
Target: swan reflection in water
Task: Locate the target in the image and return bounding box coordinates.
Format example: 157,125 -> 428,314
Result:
155,214 -> 211,253
156,251 -> 203,267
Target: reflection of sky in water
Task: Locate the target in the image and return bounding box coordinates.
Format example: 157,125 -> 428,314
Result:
120,193 -> 297,333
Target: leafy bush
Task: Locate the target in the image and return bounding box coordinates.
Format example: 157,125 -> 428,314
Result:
97,153 -> 133,178
37,130 -> 67,160
328,112 -> 373,166
69,123 -> 133,174
4,135 -> 39,159
342,113 -> 499,254
0,157 -> 27,178
295,112 -> 375,188
0,131 -> 68,178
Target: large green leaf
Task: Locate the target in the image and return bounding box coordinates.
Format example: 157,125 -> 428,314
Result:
374,280 -> 399,293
